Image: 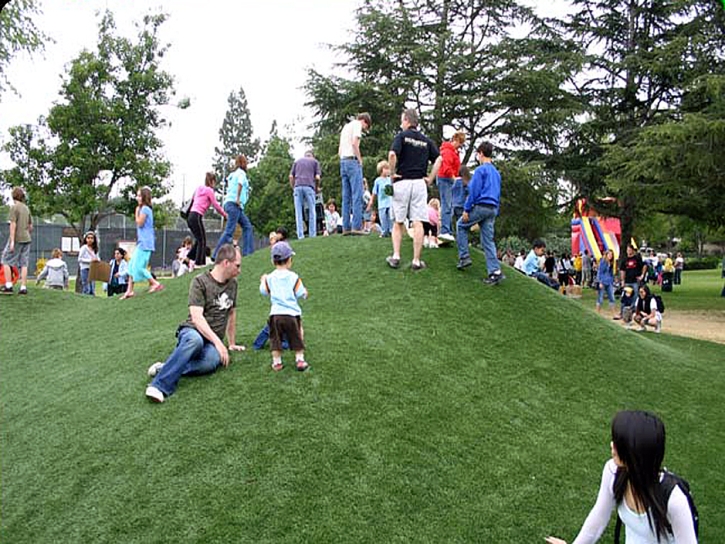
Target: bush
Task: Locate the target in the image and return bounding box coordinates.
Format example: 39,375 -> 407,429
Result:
685,256 -> 721,270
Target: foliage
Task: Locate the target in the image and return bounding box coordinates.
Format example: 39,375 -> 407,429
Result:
0,11 -> 177,241
1,239 -> 724,542
0,0 -> 49,97
152,199 -> 181,229
245,132 -> 295,237
212,86 -> 261,177
684,257 -> 721,271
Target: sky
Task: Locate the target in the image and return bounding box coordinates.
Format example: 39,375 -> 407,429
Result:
0,0 -> 360,204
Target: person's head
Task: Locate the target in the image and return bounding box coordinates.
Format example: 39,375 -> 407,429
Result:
304,150 -> 314,159
235,155 -> 248,171
84,231 -> 98,252
639,284 -> 652,300
137,186 -> 152,207
585,249 -> 589,256
428,198 -> 440,211
51,248 -> 63,259
275,226 -> 288,242
627,244 -> 636,256
611,410 -> 668,540
183,236 -> 193,248
214,243 -> 241,279
271,241 -> 295,268
604,249 -> 614,264
11,187 -> 26,203
400,108 -> 418,130
476,141 -> 494,161
676,252 -> 682,257
205,172 -> 217,188
533,239 -> 547,256
114,248 -> 127,261
377,160 -> 390,177
450,130 -> 466,148
357,112 -> 372,131
327,200 -> 337,212
623,286 -> 634,299
459,165 -> 472,184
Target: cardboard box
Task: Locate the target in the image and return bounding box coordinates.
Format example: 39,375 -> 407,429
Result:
89,260 -> 111,282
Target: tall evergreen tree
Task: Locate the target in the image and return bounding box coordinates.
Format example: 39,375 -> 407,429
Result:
212,86 -> 261,177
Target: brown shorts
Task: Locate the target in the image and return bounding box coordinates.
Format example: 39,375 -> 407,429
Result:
269,315 -> 305,352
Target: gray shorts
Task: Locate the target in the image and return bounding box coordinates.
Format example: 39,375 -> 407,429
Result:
391,178 -> 428,223
2,241 -> 30,269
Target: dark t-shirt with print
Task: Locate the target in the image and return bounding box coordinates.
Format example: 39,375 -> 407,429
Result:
621,253 -> 644,284
390,128 -> 439,180
181,271 -> 237,340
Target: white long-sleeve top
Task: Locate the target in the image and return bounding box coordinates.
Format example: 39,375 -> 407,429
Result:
77,245 -> 98,270
572,460 -> 697,544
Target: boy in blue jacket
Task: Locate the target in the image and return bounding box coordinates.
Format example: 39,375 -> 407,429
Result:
455,142 -> 505,285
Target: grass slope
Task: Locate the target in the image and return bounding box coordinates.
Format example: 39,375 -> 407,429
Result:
2,236 -> 724,543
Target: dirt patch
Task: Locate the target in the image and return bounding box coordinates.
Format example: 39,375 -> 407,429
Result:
657,310 -> 725,345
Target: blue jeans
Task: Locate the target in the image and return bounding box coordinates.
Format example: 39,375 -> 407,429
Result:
436,177 -> 454,236
379,206 -> 392,236
80,268 -> 95,295
214,202 -> 255,259
531,271 -> 560,290
340,158 -> 363,231
151,327 -> 222,397
293,186 -> 317,239
597,282 -> 615,306
456,204 -> 500,275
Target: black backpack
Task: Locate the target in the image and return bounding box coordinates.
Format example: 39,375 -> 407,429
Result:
614,471 -> 699,544
653,294 -> 665,314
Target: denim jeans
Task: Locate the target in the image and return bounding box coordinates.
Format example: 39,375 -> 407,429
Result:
151,327 -> 222,397
340,158 -> 363,231
597,283 -> 615,306
214,201 -> 255,259
532,271 -> 560,290
80,268 -> 95,295
379,206 -> 392,236
456,204 -> 500,275
293,186 -> 317,239
436,177 -> 454,236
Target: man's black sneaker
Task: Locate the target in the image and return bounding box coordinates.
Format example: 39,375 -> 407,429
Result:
1,286 -> 13,295
456,256 -> 472,270
483,272 -> 506,285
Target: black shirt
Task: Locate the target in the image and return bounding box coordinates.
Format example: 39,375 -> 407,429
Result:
390,128 -> 439,180
621,253 -> 644,283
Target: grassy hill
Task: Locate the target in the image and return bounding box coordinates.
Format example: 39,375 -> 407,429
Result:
2,235 -> 724,543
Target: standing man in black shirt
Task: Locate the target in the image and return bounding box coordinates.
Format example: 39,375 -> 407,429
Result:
386,109 -> 441,271
617,244 -> 647,319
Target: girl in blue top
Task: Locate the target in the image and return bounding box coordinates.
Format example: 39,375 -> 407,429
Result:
596,249 -> 616,316
121,186 -> 164,299
213,154 -> 256,259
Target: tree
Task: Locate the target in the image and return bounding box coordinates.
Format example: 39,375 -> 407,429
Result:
0,0 -> 49,98
561,0 -> 725,244
212,86 -> 261,177
245,130 -> 294,237
1,11 -> 178,241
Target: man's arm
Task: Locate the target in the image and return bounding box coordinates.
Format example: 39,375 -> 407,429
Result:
388,151 -> 398,180
8,220 -> 16,251
426,156 -> 442,185
352,136 -> 363,164
225,308 -> 245,352
189,306 -> 230,366
315,174 -> 321,193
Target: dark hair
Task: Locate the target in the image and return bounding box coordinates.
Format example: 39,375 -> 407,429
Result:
639,284 -> 652,298
11,187 -> 26,202
459,165 -> 471,181
234,155 -> 248,171
477,141 -> 494,158
84,231 -> 99,253
139,186 -> 153,208
205,172 -> 217,187
612,410 -> 669,541
275,226 -> 288,241
115,247 -> 127,258
357,112 -> 372,127
215,243 -> 237,264
533,239 -> 546,249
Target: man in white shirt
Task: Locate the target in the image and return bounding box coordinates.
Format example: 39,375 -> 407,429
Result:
338,112 -> 371,234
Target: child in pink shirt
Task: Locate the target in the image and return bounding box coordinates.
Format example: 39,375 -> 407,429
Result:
186,173 -> 227,268
423,198 -> 440,248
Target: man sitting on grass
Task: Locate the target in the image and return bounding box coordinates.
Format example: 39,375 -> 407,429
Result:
145,243 -> 246,403
523,239 -> 560,290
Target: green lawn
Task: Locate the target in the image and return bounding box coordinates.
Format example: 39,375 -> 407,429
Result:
2,236 -> 724,543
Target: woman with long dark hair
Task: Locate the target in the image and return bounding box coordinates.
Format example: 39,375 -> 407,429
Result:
187,172 -> 227,269
634,284 -> 663,333
213,154 -> 255,259
545,410 -> 697,544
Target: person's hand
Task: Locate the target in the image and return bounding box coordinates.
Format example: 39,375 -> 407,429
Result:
424,176 -> 433,185
260,273 -> 268,282
215,341 -> 230,367
9,241 -> 15,252
599,283 -> 603,290
462,211 -> 469,223
545,537 -> 567,544
229,344 -> 246,352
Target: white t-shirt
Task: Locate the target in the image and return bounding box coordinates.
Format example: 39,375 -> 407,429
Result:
572,459 -> 696,544
338,119 -> 363,158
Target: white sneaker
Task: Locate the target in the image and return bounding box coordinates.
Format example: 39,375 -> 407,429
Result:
147,361 -> 165,377
145,385 -> 165,403
439,233 -> 455,243
655,321 -> 662,333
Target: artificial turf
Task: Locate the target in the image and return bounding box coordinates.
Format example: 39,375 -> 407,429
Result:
1,235 -> 724,543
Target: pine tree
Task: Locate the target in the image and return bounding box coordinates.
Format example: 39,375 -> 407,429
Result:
212,86 -> 261,177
